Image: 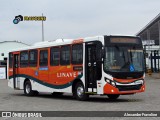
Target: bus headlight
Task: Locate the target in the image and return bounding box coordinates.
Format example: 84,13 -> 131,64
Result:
135,80 -> 144,85
111,81 -> 116,86
105,77 -> 116,86
106,79 -> 110,83
105,78 -> 111,83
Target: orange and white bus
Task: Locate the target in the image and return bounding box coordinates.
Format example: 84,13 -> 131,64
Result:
8,35 -> 145,100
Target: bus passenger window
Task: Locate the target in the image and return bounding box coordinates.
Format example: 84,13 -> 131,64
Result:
50,47 -> 60,66
40,50 -> 48,66
72,44 -> 83,64
20,51 -> 28,67
9,53 -> 13,68
29,50 -> 38,67
60,46 -> 70,65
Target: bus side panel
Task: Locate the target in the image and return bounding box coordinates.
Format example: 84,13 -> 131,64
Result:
14,65 -> 83,93
49,65 -> 82,85
31,80 -> 72,93
17,67 -> 39,89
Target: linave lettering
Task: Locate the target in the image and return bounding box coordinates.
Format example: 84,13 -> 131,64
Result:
57,72 -> 77,78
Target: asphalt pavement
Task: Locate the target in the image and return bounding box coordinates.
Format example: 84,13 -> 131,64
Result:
0,74 -> 160,120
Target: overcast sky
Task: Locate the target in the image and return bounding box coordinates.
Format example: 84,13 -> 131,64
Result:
0,0 -> 160,45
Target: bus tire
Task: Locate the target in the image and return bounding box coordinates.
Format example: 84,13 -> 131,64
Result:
75,82 -> 89,101
24,81 -> 35,96
107,94 -> 120,100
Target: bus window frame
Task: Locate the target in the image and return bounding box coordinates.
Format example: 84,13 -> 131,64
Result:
9,53 -> 13,68
60,45 -> 71,66
50,47 -> 60,66
39,49 -> 48,67
20,51 -> 29,68
71,44 -> 83,65
29,49 -> 38,67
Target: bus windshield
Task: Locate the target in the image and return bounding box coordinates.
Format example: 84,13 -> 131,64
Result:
104,45 -> 144,72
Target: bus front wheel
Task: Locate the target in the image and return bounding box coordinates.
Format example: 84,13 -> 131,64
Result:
74,82 -> 89,101
107,94 -> 120,100
24,81 -> 35,96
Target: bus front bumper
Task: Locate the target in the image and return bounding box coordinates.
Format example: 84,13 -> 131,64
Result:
103,83 -> 145,95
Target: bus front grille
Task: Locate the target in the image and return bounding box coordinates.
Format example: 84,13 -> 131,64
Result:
116,84 -> 142,91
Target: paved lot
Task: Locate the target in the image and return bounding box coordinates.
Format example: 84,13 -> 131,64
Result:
0,74 -> 160,120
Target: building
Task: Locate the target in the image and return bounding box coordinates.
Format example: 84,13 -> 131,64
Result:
136,13 -> 160,72
0,40 -> 29,61
0,41 -> 29,79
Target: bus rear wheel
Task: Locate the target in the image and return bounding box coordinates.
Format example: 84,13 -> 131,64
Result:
24,81 -> 35,96
75,82 -> 89,101
107,94 -> 120,100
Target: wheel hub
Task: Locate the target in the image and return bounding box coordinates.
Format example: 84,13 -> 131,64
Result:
77,86 -> 84,97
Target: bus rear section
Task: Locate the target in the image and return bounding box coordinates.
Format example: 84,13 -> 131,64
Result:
8,35 -> 145,101
8,52 -> 20,89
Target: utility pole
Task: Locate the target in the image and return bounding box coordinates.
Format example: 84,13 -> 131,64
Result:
158,20 -> 160,50
42,13 -> 44,42
158,20 -> 160,73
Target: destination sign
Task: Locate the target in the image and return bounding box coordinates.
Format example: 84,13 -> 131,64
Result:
110,38 -> 138,44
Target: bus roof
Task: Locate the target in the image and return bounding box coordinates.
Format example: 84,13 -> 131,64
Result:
9,36 -> 102,52
9,35 -> 139,52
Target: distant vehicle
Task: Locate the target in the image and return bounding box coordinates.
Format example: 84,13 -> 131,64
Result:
8,35 -> 145,100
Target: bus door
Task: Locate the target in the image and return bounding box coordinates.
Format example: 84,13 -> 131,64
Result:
85,41 -> 102,92
13,54 -> 20,89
